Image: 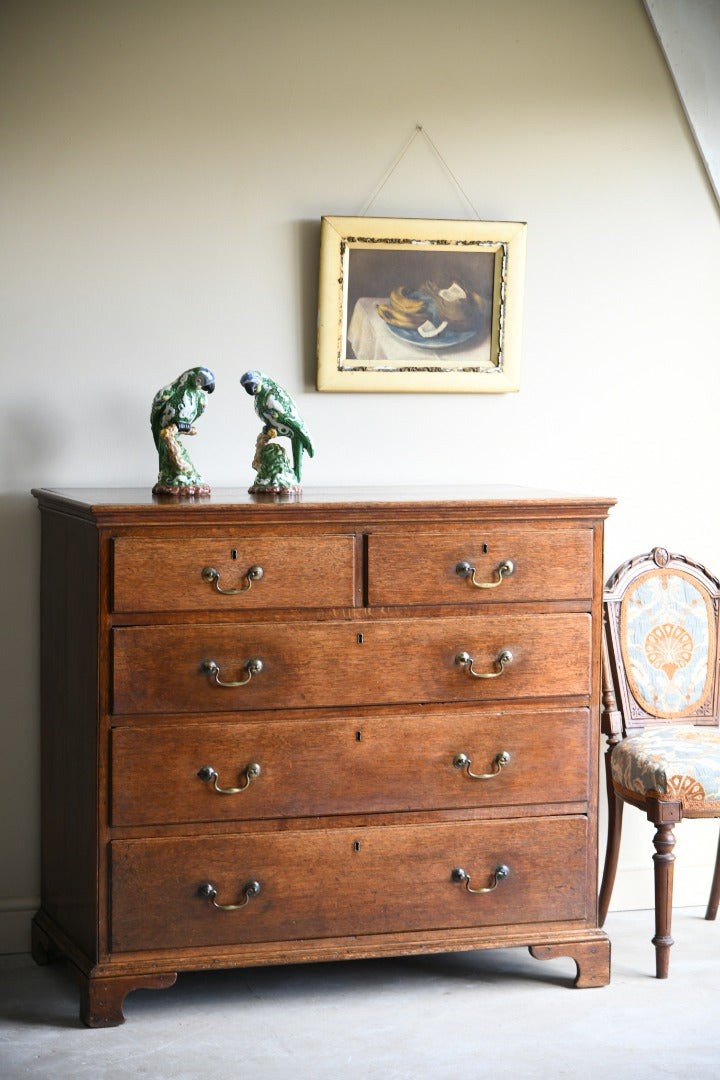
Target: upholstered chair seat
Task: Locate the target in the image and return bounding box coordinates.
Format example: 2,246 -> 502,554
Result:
611,726 -> 720,811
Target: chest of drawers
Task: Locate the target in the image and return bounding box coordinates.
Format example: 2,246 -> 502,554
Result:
31,486 -> 613,1026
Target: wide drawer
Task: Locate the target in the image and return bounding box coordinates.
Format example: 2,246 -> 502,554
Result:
368,526 -> 594,606
112,534 -> 356,612
110,815 -> 589,951
111,613 -> 592,715
110,708 -> 590,825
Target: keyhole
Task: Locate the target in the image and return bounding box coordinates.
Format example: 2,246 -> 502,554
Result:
482,543 -> 489,554
231,549 -> 238,560
355,730 -> 362,742
357,632 -> 364,644
353,841 -> 361,853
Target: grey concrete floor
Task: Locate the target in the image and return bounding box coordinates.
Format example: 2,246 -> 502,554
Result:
1,908 -> 718,1079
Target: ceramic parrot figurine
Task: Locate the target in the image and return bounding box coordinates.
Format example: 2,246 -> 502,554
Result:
240,370 -> 314,491
150,367 -> 215,495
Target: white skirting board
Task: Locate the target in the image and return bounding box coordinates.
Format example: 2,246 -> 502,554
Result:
0,899 -> 37,954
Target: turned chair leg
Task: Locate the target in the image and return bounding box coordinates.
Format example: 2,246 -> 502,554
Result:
651,820 -> 677,978
598,791 -> 624,927
706,825 -> 720,921
599,634 -> 624,929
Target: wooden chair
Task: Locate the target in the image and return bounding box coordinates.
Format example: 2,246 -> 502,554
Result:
599,546 -> 720,977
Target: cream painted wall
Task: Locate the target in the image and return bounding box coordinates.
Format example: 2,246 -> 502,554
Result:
1,0 -> 719,952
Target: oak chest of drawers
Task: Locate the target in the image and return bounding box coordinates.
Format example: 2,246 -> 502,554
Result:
31,486 -> 614,1025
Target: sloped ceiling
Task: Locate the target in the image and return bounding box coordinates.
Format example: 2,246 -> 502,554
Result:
644,0 -> 720,207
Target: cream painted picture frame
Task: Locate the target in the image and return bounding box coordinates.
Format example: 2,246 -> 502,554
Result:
316,216 -> 526,393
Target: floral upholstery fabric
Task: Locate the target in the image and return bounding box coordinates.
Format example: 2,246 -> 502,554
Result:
611,725 -> 720,808
620,569 -> 715,718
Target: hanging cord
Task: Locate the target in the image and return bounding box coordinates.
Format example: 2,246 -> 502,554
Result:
359,124 -> 482,219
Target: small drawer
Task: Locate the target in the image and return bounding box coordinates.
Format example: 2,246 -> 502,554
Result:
368,526 -> 594,606
111,613 -> 592,715
110,815 -> 589,951
111,709 -> 590,826
112,534 -> 356,612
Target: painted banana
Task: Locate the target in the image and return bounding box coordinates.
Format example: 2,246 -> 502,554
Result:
377,303 -> 425,329
389,287 -> 426,314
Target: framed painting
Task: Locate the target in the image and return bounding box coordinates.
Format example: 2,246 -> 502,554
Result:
316,216 -> 526,393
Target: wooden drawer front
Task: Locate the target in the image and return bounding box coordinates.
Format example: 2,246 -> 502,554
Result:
110,816 -> 588,951
368,526 -> 593,606
112,534 -> 356,612
111,614 -> 592,715
111,709 -> 590,826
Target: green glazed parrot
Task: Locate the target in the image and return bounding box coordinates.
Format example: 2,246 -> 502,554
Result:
240,370 -> 314,484
150,367 -> 215,494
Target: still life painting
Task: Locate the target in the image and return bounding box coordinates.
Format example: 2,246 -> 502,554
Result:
317,216 -> 526,393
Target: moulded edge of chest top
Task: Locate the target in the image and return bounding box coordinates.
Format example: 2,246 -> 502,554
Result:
31,487 -> 616,529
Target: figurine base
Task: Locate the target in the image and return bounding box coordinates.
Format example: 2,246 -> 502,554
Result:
152,483 -> 211,497
248,484 -> 301,495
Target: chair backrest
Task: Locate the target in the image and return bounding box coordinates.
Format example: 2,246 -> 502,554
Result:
604,547 -> 720,735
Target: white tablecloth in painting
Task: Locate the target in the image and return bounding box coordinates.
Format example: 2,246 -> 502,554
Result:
347,297 -> 493,369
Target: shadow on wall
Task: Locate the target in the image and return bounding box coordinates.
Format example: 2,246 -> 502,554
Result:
0,396 -> 81,919
297,218 -> 321,392
0,492 -> 41,917
1,400 -> 62,741
0,492 -> 41,718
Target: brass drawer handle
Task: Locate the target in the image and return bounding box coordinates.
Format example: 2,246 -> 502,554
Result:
453,751 -> 511,779
455,649 -> 513,679
197,763 -> 262,793
452,865 -> 510,894
456,559 -> 514,589
201,564 -> 264,594
198,880 -> 261,911
201,657 -> 264,687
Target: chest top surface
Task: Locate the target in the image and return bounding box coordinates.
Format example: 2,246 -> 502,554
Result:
32,485 -> 615,527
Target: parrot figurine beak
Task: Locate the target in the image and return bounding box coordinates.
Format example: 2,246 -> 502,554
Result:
240,370 -> 261,396
196,368 -> 216,394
